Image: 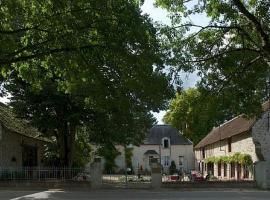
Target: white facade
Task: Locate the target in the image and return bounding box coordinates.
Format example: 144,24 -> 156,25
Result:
113,143 -> 194,174
99,125 -> 195,174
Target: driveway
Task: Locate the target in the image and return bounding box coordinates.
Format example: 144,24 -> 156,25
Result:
2,189 -> 270,200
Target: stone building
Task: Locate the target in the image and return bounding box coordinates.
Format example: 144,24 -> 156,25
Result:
194,101 -> 270,180
0,103 -> 47,168
111,125 -> 194,174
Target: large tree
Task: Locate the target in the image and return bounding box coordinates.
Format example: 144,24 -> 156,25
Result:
156,0 -> 270,115
163,88 -> 234,144
1,0 -> 173,166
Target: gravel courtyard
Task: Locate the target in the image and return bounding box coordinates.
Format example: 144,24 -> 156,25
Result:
1,189 -> 269,200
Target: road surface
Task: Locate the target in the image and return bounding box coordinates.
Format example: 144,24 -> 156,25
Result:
1,189 -> 269,200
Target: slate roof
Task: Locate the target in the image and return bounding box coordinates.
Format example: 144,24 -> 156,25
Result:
0,103 -> 47,142
194,101 -> 270,149
143,125 -> 193,145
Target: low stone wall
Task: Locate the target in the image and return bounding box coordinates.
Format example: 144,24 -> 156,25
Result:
162,181 -> 256,189
0,180 -> 91,190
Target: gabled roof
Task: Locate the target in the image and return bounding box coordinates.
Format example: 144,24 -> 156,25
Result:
0,103 -> 47,142
143,125 -> 193,145
195,101 -> 270,149
195,115 -> 255,149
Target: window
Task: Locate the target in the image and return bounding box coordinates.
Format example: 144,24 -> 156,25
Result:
163,156 -> 170,166
201,162 -> 204,175
218,163 -> 222,176
149,156 -> 153,165
224,163 -> 227,177
231,163 -> 235,178
162,138 -> 170,148
22,145 -> 38,167
243,165 -> 249,179
207,162 -> 214,175
228,138 -> 232,152
202,148 -> 205,159
179,156 -> 184,166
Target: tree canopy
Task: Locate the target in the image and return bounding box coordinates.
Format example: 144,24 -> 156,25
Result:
163,88 -> 235,144
156,0 -> 270,115
0,0 -> 174,166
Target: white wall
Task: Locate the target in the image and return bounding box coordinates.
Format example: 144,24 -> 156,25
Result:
114,144 -> 194,174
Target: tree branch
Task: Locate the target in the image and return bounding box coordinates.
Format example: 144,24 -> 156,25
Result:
232,0 -> 270,50
0,44 -> 104,65
184,48 -> 261,63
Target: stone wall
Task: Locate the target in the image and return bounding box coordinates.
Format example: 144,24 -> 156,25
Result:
252,110 -> 270,161
195,132 -> 257,180
0,125 -> 46,167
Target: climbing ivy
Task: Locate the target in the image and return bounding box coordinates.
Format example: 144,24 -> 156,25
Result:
205,153 -> 253,166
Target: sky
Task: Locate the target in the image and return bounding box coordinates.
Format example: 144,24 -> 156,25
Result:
0,0 -> 206,124
141,0 -> 204,124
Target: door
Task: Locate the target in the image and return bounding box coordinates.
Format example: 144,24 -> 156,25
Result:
22,145 -> 38,167
237,164 -> 242,180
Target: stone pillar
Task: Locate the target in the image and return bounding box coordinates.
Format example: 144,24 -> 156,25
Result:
151,164 -> 162,189
255,161 -> 270,189
90,157 -> 102,189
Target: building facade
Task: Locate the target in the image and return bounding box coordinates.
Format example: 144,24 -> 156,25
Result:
0,103 -> 47,168
109,125 -> 194,174
195,102 -> 270,180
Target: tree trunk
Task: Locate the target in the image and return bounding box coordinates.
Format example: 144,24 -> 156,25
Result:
57,123 -> 76,167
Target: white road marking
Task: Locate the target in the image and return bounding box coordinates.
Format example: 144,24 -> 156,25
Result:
10,190 -> 63,200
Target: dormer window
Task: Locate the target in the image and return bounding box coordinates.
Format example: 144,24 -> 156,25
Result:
162,137 -> 170,149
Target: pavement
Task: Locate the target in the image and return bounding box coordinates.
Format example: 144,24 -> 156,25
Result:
0,189 -> 270,200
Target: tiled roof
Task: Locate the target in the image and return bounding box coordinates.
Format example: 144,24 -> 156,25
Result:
143,125 -> 193,145
194,115 -> 255,149
0,103 -> 47,142
195,101 -> 270,149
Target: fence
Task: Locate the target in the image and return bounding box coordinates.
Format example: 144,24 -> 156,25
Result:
0,167 -> 86,181
102,174 -> 151,183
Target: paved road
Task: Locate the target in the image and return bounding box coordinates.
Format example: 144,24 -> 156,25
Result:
1,189 -> 270,200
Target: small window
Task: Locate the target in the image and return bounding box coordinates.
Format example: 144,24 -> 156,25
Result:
202,148 -> 205,159
163,156 -> 170,166
149,156 -> 153,165
228,138 -> 232,152
179,156 -> 184,166
163,139 -> 169,148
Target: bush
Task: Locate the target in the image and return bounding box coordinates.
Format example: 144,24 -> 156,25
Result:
169,161 -> 177,175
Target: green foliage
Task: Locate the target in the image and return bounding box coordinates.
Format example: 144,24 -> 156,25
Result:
205,153 -> 253,166
156,0 -> 270,116
73,127 -> 93,167
0,0 -> 174,166
169,160 -> 177,175
163,88 -> 234,144
125,147 -> 133,169
98,145 -> 120,174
